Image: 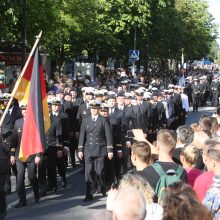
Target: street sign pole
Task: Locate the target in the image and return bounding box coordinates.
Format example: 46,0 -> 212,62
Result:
132,61 -> 135,74
129,50 -> 140,74
134,26 -> 137,51
181,48 -> 184,66
133,26 -> 137,74
129,26 -> 139,74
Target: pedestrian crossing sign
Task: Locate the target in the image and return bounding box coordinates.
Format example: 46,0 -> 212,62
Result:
129,50 -> 140,61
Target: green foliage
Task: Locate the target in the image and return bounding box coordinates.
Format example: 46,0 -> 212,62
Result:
175,0 -> 217,60
208,40 -> 220,62
0,0 -> 218,70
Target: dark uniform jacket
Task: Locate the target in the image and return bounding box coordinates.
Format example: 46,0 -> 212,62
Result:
157,101 -> 166,126
123,105 -> 139,129
46,114 -> 63,150
62,101 -> 74,131
173,93 -> 183,116
78,115 -> 113,158
150,102 -> 159,129
211,81 -> 220,93
72,97 -> 84,107
2,105 -> 22,138
200,82 -> 209,94
108,108 -> 123,151
60,111 -> 70,147
76,102 -> 91,131
192,84 -> 200,95
137,101 -> 151,132
0,135 -> 10,173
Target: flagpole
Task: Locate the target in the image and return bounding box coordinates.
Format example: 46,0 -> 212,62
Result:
0,31 -> 42,127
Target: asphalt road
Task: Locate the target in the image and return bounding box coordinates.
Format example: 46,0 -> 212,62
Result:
6,166 -> 107,220
4,105 -> 216,220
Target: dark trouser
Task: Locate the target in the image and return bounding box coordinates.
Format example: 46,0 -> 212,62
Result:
46,146 -> 66,189
121,146 -> 132,174
113,148 -> 122,183
69,136 -> 78,166
192,95 -> 200,111
85,156 -> 105,196
201,93 -> 206,106
45,146 -> 57,189
114,156 -> 122,183
38,155 -> 47,193
0,173 -> 7,213
5,164 -> 17,192
105,158 -> 115,189
16,160 -> 39,203
57,157 -> 66,180
212,92 -> 219,106
179,110 -> 186,126
0,158 -> 9,214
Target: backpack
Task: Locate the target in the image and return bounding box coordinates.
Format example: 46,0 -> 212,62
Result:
151,162 -> 184,204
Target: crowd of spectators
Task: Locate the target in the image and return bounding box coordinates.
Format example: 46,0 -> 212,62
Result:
91,111 -> 220,220
0,64 -> 219,220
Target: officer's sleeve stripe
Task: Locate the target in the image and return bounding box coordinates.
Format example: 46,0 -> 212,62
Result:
107,146 -> 113,149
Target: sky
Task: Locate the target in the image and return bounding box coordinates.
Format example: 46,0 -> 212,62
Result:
208,0 -> 220,44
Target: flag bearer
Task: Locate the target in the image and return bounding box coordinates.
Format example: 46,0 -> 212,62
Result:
10,104 -> 40,208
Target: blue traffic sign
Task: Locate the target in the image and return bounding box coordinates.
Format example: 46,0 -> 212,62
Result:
129,50 -> 140,61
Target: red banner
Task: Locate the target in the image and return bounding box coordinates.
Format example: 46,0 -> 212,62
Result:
0,53 -> 21,65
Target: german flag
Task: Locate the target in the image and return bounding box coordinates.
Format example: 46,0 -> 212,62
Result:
13,47 -> 50,160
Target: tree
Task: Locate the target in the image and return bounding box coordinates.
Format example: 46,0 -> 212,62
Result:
174,0 -> 217,61
208,40 -> 220,62
0,0 -> 218,72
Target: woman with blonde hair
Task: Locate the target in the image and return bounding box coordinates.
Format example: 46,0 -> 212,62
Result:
106,173 -> 163,220
180,144 -> 201,187
118,173 -> 154,205
210,117 -> 219,140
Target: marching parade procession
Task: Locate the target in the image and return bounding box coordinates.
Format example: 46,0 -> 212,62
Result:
1,0 -> 220,220
1,59 -> 220,219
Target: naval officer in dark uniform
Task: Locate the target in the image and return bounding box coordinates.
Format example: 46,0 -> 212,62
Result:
76,88 -> 94,129
211,75 -> 220,106
192,78 -> 200,112
45,99 -> 65,192
10,104 -> 40,208
78,100 -> 113,201
2,94 -> 22,194
0,130 -> 10,219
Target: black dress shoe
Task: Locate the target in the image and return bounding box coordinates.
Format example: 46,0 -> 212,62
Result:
0,210 -> 7,220
47,185 -> 57,193
83,195 -> 93,202
96,188 -> 101,194
5,190 -> 11,195
15,202 -> 26,208
47,185 -> 53,192
35,194 -> 40,203
62,178 -> 67,188
39,191 -> 46,197
101,191 -> 107,197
